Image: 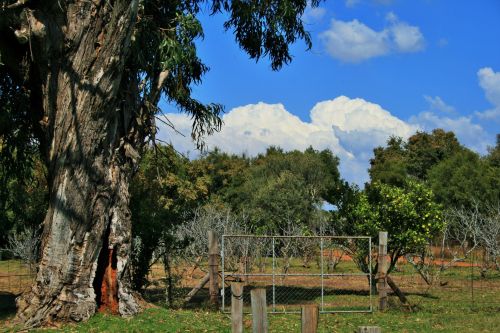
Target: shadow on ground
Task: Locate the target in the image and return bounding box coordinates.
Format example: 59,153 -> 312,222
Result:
142,284 -> 439,310
0,292 -> 17,320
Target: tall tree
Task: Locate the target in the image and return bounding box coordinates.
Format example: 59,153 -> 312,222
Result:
225,147 -> 342,233
405,129 -> 462,180
369,129 -> 463,185
0,0 -> 319,326
369,136 -> 408,187
486,134 -> 500,168
427,149 -> 500,209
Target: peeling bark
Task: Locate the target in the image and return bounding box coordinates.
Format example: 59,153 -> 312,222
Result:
12,0 -> 142,327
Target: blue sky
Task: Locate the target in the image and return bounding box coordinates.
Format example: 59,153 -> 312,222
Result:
159,0 -> 500,184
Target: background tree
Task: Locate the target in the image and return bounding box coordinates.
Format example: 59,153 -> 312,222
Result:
443,202 -> 500,274
0,0 -> 320,326
369,129 -> 463,186
486,134 -> 500,168
0,68 -> 47,248
427,149 -> 500,210
369,136 -> 408,187
129,145 -> 209,291
225,147 -> 342,233
0,156 -> 47,247
405,129 -> 462,180
190,148 -> 250,203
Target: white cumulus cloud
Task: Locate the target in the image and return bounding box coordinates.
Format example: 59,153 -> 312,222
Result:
319,13 -> 425,62
302,1 -> 326,23
319,19 -> 390,63
158,96 -> 417,185
476,67 -> 500,121
390,21 -> 425,52
408,86 -> 496,154
409,111 -> 490,154
424,95 -> 455,114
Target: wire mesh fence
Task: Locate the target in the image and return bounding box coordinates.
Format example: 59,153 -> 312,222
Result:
467,257 -> 500,312
0,236 -> 495,318
221,235 -> 373,314
384,248 -> 500,313
0,249 -> 36,296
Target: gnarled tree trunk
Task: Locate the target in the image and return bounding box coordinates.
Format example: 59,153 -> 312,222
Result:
12,1 -> 142,327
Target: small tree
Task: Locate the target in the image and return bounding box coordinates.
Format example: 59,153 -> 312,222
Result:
175,204 -> 249,274
477,204 -> 500,271
336,180 -> 444,287
5,227 -> 40,266
443,203 -> 500,274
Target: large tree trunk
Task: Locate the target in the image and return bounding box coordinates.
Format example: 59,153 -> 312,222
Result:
14,1 -> 142,327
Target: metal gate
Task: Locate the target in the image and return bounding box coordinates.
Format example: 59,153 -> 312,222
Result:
221,235 -> 372,313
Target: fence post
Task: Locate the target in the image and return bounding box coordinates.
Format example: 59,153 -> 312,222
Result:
301,304 -> 319,333
357,326 -> 381,333
251,288 -> 268,333
208,230 -> 219,307
231,283 -> 244,333
378,231 -> 388,311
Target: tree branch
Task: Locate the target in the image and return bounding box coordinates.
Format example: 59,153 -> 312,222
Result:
3,0 -> 28,10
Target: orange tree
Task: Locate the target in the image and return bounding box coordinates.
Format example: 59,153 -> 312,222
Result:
335,180 -> 444,281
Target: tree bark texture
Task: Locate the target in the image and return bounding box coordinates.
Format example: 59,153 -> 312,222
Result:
12,1 -> 142,327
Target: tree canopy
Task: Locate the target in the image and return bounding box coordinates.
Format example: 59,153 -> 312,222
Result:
368,129 -> 500,209
427,149 -> 500,210
223,147 -> 342,233
369,129 -> 463,186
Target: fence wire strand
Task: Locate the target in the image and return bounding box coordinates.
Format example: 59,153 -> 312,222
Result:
221,235 -> 373,314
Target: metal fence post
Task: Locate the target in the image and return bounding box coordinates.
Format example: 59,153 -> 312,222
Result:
320,237 -> 324,312
368,237 -> 373,312
222,235 -> 225,311
272,236 -> 276,313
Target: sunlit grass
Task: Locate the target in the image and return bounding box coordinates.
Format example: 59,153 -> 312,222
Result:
1,262 -> 499,332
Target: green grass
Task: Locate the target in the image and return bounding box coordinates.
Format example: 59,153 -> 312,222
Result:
6,301 -> 495,333
1,284 -> 498,332
1,263 -> 499,332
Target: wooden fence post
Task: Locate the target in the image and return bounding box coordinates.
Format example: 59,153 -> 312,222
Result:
183,273 -> 210,305
231,283 -> 244,333
301,304 -> 319,333
357,326 -> 381,333
251,288 -> 268,333
378,231 -> 388,311
208,231 -> 219,307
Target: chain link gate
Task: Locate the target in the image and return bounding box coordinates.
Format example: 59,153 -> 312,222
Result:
221,235 -> 373,314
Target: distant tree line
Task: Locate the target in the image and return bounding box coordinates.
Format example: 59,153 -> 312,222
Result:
2,129 -> 499,292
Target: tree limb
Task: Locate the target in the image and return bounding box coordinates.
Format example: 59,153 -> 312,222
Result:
3,0 -> 28,10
